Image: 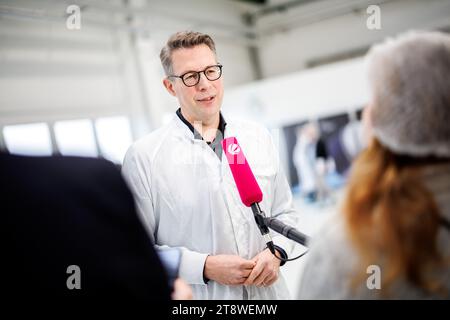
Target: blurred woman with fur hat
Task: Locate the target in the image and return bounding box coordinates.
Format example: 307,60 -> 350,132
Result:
298,31 -> 450,299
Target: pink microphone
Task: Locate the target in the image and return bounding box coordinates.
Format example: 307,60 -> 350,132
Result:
222,137 -> 275,254
222,137 -> 262,207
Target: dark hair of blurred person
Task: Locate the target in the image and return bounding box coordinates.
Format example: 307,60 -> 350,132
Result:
0,153 -> 187,307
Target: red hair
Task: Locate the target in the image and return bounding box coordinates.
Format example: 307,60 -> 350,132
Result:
343,138 -> 448,295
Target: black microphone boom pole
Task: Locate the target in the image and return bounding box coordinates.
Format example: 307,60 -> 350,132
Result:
263,217 -> 309,247
251,203 -> 276,254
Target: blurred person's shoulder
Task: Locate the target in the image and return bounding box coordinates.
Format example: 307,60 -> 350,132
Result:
0,153 -> 119,181
307,211 -> 358,269
298,211 -> 360,299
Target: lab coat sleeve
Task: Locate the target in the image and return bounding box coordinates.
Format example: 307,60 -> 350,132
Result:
122,145 -> 209,285
154,244 -> 209,286
265,132 -> 300,256
270,166 -> 299,255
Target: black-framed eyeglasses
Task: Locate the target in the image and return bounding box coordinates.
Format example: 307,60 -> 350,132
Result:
168,64 -> 223,87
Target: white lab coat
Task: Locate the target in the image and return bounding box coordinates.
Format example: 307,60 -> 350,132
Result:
122,115 -> 298,299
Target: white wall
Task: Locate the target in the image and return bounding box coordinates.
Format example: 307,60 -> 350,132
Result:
255,0 -> 450,77
223,57 -> 368,128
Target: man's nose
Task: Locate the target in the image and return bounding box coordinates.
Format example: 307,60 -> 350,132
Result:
196,72 -> 212,90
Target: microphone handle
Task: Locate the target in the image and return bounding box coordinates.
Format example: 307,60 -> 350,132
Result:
251,203 -> 275,254
263,217 -> 309,247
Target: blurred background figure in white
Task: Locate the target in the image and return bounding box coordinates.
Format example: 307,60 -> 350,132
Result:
293,122 -> 332,204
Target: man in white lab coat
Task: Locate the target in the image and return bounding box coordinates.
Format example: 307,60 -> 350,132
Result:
122,31 -> 298,299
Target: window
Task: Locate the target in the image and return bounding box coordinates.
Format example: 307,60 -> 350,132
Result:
54,119 -> 98,157
2,116 -> 133,163
3,123 -> 52,156
95,116 -> 133,164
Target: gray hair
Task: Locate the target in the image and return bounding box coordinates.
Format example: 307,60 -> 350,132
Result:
160,31 -> 216,76
366,30 -> 450,157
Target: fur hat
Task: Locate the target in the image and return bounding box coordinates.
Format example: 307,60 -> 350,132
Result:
366,31 -> 450,157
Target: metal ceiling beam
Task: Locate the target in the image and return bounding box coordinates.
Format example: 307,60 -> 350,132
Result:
0,0 -> 257,46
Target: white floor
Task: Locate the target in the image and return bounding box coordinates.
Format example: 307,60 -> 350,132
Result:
279,191 -> 343,299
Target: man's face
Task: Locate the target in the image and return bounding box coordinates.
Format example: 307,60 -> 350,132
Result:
163,44 -> 224,125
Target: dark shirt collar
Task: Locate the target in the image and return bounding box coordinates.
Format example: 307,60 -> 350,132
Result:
176,108 -> 227,159
175,108 -> 227,141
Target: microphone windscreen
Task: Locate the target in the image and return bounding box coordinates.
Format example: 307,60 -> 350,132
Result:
222,137 -> 263,207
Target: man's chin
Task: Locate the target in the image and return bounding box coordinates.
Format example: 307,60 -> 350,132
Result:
194,107 -> 220,123
196,103 -> 220,114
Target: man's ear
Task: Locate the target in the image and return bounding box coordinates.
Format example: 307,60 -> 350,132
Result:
163,78 -> 177,97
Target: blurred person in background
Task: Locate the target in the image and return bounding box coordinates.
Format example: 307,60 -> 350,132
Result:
122,31 -> 297,300
293,122 -> 331,203
298,31 -> 450,299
